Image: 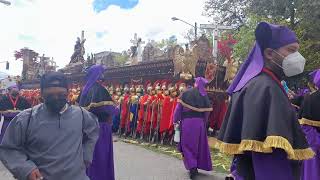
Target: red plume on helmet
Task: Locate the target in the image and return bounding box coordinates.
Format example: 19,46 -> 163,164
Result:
144,80 -> 152,90
153,80 -> 161,89
175,80 -> 185,87
161,80 -> 170,90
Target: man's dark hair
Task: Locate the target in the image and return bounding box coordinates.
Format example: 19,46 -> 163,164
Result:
40,72 -> 69,91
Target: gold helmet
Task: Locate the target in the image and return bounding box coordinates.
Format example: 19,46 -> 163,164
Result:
136,85 -> 143,94
129,85 -> 135,93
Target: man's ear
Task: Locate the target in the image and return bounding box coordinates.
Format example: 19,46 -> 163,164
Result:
264,48 -> 274,62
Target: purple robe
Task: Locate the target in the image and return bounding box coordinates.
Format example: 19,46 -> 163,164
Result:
299,89 -> 320,180
231,150 -> 299,180
173,103 -> 212,171
79,65 -> 116,180
87,122 -> 115,180
85,103 -> 116,180
309,69 -> 320,89
301,125 -> 320,180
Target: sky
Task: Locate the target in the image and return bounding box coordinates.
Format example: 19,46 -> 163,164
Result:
0,0 -> 211,75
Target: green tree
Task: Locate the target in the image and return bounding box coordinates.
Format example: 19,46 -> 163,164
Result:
204,0 -> 320,70
295,26 -> 320,70
249,0 -> 297,29
234,15 -> 320,70
114,51 -> 129,66
155,35 -> 178,49
204,0 -> 319,29
232,15 -> 276,62
184,28 -> 195,43
204,0 -> 248,26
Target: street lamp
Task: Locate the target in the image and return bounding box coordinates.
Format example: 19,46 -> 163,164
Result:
0,0 -> 11,6
171,17 -> 198,40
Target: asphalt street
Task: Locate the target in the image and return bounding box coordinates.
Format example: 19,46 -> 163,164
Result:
0,140 -> 226,180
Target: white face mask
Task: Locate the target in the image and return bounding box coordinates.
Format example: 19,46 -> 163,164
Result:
272,51 -> 306,77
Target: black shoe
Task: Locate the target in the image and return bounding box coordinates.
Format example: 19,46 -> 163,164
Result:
225,176 -> 234,180
189,168 -> 198,179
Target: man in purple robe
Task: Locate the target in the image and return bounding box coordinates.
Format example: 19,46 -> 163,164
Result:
299,69 -> 320,180
78,65 -> 116,180
0,84 -> 31,142
217,22 -> 315,180
173,77 -> 213,179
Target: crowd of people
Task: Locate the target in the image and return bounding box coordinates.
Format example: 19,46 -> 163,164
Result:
0,21 -> 318,180
10,78 -> 223,146
112,79 -> 186,144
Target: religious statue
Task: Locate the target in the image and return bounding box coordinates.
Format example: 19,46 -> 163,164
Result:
194,34 -> 214,62
35,55 -> 58,78
205,63 -> 218,83
70,31 -> 86,64
173,44 -> 200,80
223,56 -> 239,83
129,33 -> 145,65
142,41 -> 164,62
85,53 -> 95,68
15,48 -> 39,80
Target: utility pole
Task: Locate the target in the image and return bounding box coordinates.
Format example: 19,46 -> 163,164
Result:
200,23 -> 235,58
172,17 -> 198,41
194,22 -> 197,40
0,61 -> 10,70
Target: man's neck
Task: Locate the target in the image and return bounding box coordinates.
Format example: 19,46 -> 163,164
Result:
9,94 -> 18,99
264,64 -> 284,81
45,103 -> 68,114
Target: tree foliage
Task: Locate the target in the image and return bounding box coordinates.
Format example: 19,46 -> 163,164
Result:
204,0 -> 248,26
204,0 -> 319,29
249,0 -> 297,28
232,15 -> 277,63
155,35 -> 178,49
184,28 -> 196,43
204,0 -> 320,70
114,51 -> 129,66
295,26 -> 320,70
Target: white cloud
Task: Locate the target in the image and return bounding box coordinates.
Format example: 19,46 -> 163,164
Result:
0,0 -> 210,75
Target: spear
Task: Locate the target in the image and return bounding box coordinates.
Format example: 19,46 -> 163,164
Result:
124,100 -> 131,137
132,100 -> 140,138
148,101 -> 156,142
140,102 -> 148,140
152,101 -> 162,143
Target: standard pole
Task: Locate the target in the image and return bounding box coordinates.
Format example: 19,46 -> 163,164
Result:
194,22 -> 197,40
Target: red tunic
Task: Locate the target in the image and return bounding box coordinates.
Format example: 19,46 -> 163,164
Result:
136,94 -> 149,134
169,98 -> 178,134
120,94 -> 130,128
151,94 -> 165,129
141,94 -> 153,134
209,99 -> 228,130
146,95 -> 157,123
159,96 -> 174,133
